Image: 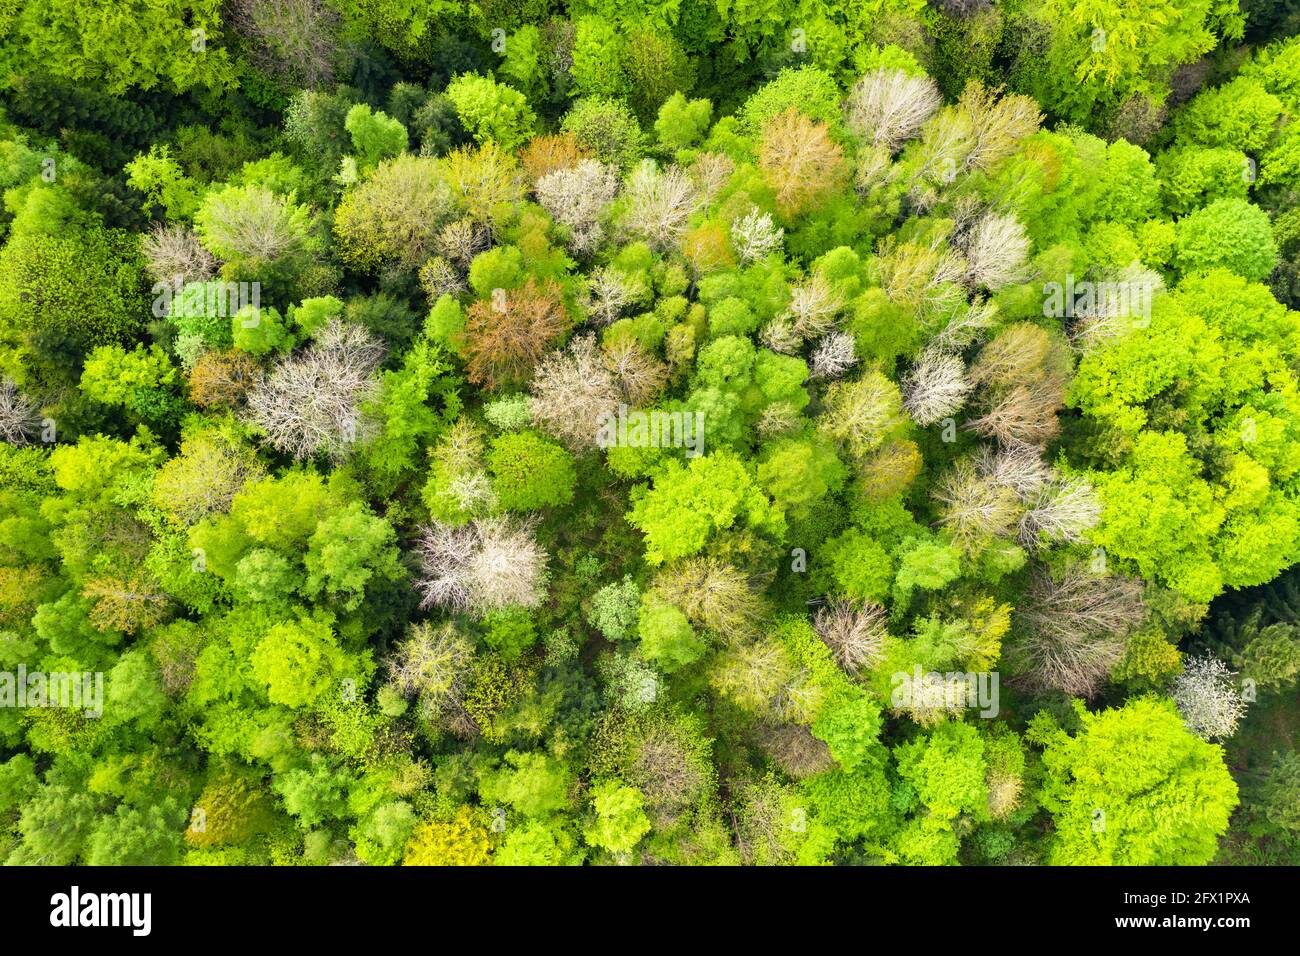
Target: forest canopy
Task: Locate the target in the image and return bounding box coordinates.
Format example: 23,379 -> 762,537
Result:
0,0 -> 1298,867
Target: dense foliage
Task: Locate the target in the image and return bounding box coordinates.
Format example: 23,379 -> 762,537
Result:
0,0 -> 1297,867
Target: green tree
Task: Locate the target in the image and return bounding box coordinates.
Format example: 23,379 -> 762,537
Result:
1033,697 -> 1238,865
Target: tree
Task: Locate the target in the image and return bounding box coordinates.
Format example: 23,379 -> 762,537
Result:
813,600 -> 889,675
488,430 -> 576,511
1171,655 -> 1247,740
1173,198 -> 1278,281
655,93 -> 712,151
619,161 -> 698,252
333,155 -> 456,271
461,277 -> 570,390
151,428 -> 265,526
1033,697 -> 1238,865
535,160 -> 620,254
403,806 -> 491,865
583,780 -> 651,855
244,319 -> 386,460
1008,565 -> 1148,696
844,68 -> 942,154
414,518 -> 548,616
445,73 -> 537,150
627,451 -> 784,566
5,0 -> 236,94
249,614 -> 349,708
194,185 -> 310,269
302,501 -> 405,612
478,750 -> 574,818
637,594 -> 704,672
818,370 -> 906,461
758,109 -> 848,218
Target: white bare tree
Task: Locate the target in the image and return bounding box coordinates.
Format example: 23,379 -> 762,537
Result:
244,319 -> 385,460
844,68 -> 943,153
813,600 -> 888,675
528,335 -> 622,451
142,223 -> 219,285
933,458 -> 1023,550
388,621 -> 475,703
902,347 -> 971,425
786,273 -> 845,340
0,378 -> 40,445
413,517 -> 548,616
933,295 -> 999,352
730,208 -> 784,264
809,331 -> 859,380
1018,475 -> 1102,550
620,160 -> 699,252
1172,655 -> 1248,740
1009,565 -> 1147,697
586,267 -> 643,325
535,159 -> 620,254
963,212 -> 1030,290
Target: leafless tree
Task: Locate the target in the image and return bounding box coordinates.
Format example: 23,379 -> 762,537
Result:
755,723 -> 836,779
844,68 -> 943,153
1018,475 -> 1102,550
967,322 -> 1070,448
934,295 -> 998,352
730,208 -> 784,264
528,335 -> 622,451
621,160 -> 700,252
0,378 -> 39,445
973,443 -> 1051,500
759,316 -> 801,355
965,381 -> 1066,448
1067,265 -> 1164,354
244,319 -> 385,460
435,217 -> 491,269
687,151 -> 735,210
199,186 -> 305,264
813,599 -> 888,675
535,159 -> 620,254
585,266 -> 643,325
787,272 -> 845,339
933,458 -> 1023,550
1172,655 -> 1247,740
389,621 -> 474,702
604,339 -> 668,406
756,401 -> 804,439
818,371 -> 904,459
1009,565 -> 1147,696
962,212 -> 1030,290
902,347 -> 971,425
413,517 -> 548,616
626,726 -> 708,828
142,224 -> 219,285
809,331 -> 859,380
